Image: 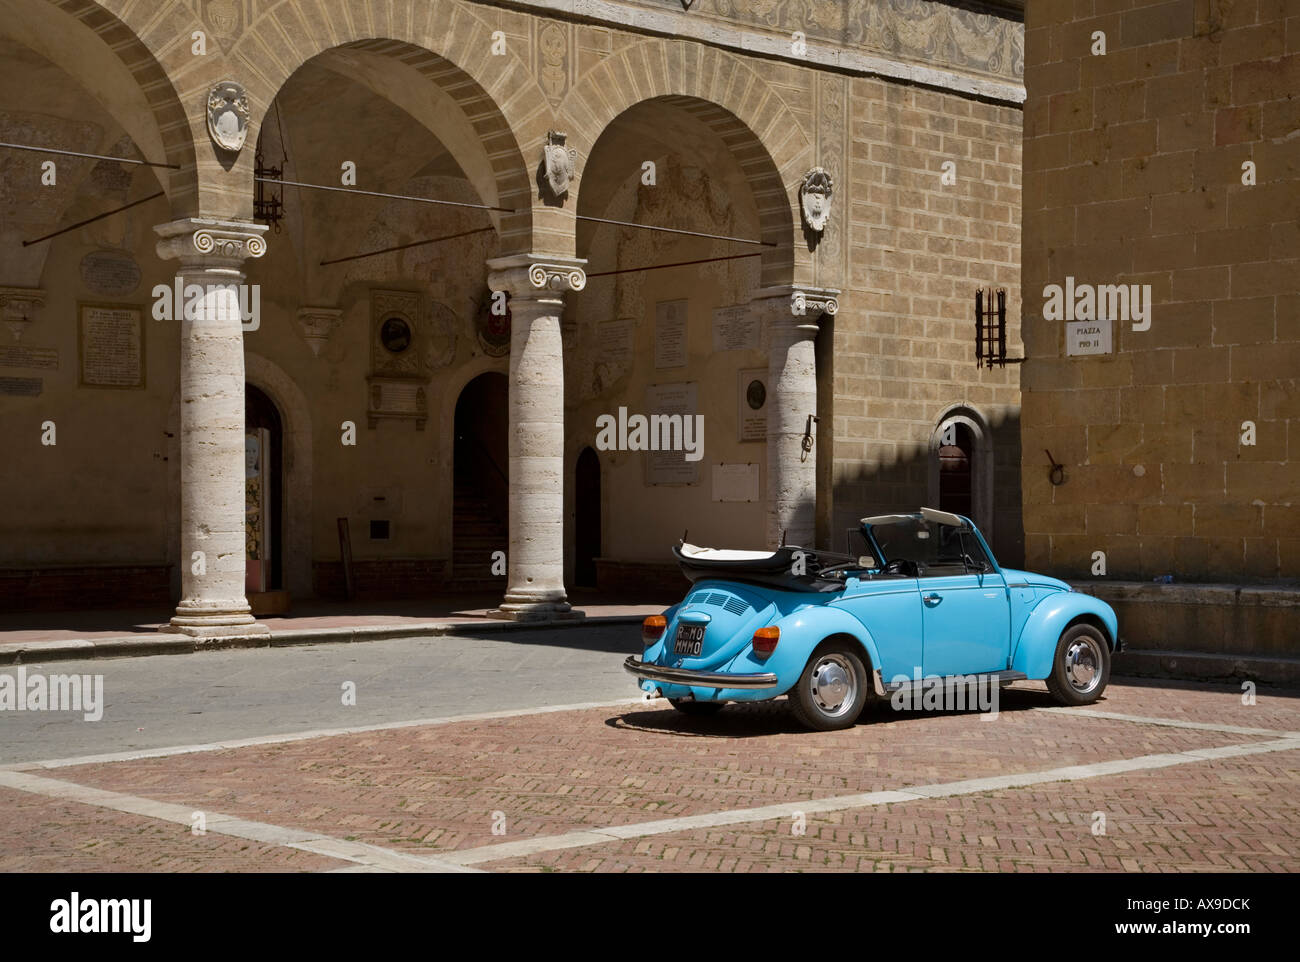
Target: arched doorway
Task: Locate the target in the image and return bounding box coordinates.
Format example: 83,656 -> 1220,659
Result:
453,373 -> 508,585
574,447 -> 601,588
938,421 -> 974,518
245,385 -> 284,594
929,407 -> 994,540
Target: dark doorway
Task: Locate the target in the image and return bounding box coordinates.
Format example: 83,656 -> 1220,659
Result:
574,446 -> 601,588
453,373 -> 509,585
245,385 -> 284,591
938,421 -> 973,519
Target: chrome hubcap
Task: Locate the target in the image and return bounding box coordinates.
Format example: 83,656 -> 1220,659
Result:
1065,637 -> 1103,694
810,654 -> 857,716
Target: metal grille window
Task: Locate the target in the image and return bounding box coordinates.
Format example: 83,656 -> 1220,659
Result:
975,287 -> 1008,368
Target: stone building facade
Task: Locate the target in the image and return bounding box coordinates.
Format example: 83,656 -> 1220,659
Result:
1,0 -> 1025,632
1021,0 -> 1299,664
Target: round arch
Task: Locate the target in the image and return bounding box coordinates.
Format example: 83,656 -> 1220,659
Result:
244,352 -> 314,600
928,404 -> 995,542
8,0 -> 200,215
227,2 -> 546,244
561,40 -> 813,287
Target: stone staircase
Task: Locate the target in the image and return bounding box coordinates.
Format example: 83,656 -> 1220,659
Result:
450,481 -> 509,592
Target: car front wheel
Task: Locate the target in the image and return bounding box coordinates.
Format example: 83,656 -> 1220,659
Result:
1045,623 -> 1111,706
788,641 -> 870,731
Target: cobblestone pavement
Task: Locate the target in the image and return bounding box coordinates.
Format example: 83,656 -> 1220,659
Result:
2,678 -> 1297,873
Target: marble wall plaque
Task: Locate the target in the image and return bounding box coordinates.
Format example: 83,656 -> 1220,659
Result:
654,299 -> 688,369
0,345 -> 58,370
712,304 -> 758,351
79,250 -> 141,297
644,381 -> 700,485
78,305 -> 143,388
712,463 -> 760,503
0,376 -> 41,396
597,318 -> 634,363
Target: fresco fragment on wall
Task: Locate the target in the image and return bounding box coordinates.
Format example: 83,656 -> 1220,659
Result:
680,0 -> 1022,81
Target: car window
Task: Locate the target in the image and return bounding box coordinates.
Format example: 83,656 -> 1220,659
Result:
868,518 -> 986,576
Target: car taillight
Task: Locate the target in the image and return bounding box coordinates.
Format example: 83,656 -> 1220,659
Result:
642,615 -> 667,647
752,626 -> 780,658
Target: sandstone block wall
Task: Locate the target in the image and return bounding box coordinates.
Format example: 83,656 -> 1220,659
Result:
1022,0 -> 1299,582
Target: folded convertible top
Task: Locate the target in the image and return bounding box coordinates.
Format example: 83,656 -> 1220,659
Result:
671,542 -> 843,592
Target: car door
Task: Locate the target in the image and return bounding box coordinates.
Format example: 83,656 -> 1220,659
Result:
919,528 -> 1011,677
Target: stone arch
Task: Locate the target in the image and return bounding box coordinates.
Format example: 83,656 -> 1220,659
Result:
10,0 -> 201,215
562,39 -> 813,286
245,353 -> 314,600
227,1 -> 547,247
928,403 -> 995,542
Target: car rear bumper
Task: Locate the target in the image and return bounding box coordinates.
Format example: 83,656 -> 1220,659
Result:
623,655 -> 779,690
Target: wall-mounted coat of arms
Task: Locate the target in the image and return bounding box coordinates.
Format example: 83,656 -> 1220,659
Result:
207,81 -> 250,153
799,167 -> 834,236
539,130 -> 577,204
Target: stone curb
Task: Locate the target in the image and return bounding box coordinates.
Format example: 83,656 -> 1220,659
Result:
1114,649 -> 1300,687
0,615 -> 645,666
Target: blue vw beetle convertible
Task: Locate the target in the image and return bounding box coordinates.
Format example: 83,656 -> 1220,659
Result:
625,508 -> 1120,730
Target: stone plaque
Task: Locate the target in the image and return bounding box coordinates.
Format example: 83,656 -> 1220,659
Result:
0,346 -> 58,370
79,304 -> 143,388
712,304 -> 758,351
597,318 -> 634,363
1066,317 -> 1113,356
712,463 -> 760,503
654,299 -> 688,369
644,381 -> 700,485
0,376 -> 41,396
738,368 -> 767,442
79,250 -> 141,297
367,376 -> 427,430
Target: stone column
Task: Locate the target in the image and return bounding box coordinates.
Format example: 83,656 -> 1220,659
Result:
753,286 -> 839,549
155,218 -> 269,638
485,254 -> 586,622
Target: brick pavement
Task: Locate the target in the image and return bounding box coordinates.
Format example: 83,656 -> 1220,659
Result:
0,681 -> 1287,872
0,787 -> 348,873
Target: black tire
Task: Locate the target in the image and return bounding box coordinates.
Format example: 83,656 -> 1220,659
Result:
668,698 -> 725,716
1045,623 -> 1111,706
788,641 -> 870,731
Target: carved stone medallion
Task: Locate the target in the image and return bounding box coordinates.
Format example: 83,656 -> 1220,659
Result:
206,81 -> 249,153
800,167 -> 834,235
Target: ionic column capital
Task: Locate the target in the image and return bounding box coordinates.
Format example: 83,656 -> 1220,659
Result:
155,217 -> 268,270
752,285 -> 840,335
486,253 -> 587,302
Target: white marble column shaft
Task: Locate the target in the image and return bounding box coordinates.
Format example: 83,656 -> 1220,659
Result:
755,287 -> 838,549
155,218 -> 269,637
486,255 -> 586,621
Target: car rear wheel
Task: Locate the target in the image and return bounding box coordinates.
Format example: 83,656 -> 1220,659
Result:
668,698 -> 725,716
788,641 -> 870,731
1045,623 -> 1111,706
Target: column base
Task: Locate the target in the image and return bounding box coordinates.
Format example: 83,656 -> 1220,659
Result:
162,601 -> 270,638
486,600 -> 585,623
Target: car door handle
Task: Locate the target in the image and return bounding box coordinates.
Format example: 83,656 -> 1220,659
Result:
923,594 -> 942,606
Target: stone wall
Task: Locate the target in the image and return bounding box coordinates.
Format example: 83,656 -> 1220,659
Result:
835,78 -> 1025,565
1021,0 -> 1299,584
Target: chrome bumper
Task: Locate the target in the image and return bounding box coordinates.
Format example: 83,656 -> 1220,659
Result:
623,655 -> 779,690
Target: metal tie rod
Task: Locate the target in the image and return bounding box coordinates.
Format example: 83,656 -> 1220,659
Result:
0,141 -> 179,169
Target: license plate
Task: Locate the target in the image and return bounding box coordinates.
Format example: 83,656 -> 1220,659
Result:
674,623 -> 705,656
